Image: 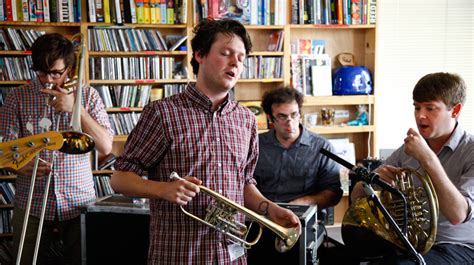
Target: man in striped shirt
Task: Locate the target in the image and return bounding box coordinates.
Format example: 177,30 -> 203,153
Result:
112,19 -> 300,264
0,33 -> 113,264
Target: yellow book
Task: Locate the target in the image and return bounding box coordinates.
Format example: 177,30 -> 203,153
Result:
135,0 -> 144,23
150,88 -> 163,101
149,0 -> 157,23
143,0 -> 150,23
103,0 -> 111,23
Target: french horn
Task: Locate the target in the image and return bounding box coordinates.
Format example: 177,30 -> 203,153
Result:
170,172 -> 301,252
342,167 -> 439,258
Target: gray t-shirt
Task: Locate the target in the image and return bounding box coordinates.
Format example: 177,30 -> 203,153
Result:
254,126 -> 342,203
385,123 -> 474,246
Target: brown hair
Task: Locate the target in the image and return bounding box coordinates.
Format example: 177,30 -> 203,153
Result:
190,18 -> 252,75
413,72 -> 466,109
31,33 -> 75,72
261,86 -> 304,121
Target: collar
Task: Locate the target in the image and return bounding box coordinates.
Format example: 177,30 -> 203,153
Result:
442,122 -> 464,151
183,83 -> 234,115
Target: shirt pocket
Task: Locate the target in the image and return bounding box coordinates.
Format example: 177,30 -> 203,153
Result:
287,166 -> 308,193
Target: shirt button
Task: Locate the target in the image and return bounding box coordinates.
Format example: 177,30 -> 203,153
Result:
216,138 -> 220,142
217,163 -> 222,167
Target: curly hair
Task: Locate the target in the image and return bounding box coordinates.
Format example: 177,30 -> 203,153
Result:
190,18 -> 252,75
261,86 -> 304,120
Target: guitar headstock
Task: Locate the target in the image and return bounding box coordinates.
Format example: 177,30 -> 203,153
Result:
0,131 -> 64,170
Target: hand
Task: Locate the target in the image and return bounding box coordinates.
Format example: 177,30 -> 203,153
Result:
10,159 -> 52,178
267,203 -> 301,229
403,128 -> 434,163
376,164 -> 400,186
41,86 -> 75,113
164,176 -> 202,205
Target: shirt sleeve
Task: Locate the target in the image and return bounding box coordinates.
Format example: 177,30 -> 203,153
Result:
0,90 -> 20,142
114,102 -> 169,176
243,113 -> 258,186
85,86 -> 114,137
459,149 -> 474,223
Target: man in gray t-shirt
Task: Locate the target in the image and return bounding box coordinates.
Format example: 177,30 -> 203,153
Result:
352,72 -> 474,264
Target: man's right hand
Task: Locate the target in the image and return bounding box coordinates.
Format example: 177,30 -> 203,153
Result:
165,176 -> 202,205
376,165 -> 401,186
9,159 -> 52,178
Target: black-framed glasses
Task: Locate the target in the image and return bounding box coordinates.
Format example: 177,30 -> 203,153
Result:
35,67 -> 68,79
273,112 -> 300,122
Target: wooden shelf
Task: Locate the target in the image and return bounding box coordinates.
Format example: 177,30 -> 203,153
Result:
0,233 -> 13,238
89,79 -> 188,85
0,50 -> 32,55
309,125 -> 374,134
237,78 -> 284,83
0,21 -> 80,27
0,80 -> 31,85
93,170 -> 113,174
304,95 -> 375,106
114,135 -> 128,142
290,24 -> 375,29
106,107 -> 143,112
245,25 -> 285,30
88,51 -> 187,56
0,175 -> 17,181
86,23 -> 187,28
249,51 -> 284,56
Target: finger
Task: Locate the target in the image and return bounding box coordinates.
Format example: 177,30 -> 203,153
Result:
57,86 -> 74,94
184,176 -> 203,186
40,88 -> 60,96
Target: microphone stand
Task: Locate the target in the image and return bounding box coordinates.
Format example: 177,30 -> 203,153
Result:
320,148 -> 425,265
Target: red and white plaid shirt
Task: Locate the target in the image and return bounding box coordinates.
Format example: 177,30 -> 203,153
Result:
0,79 -> 113,221
114,83 -> 259,265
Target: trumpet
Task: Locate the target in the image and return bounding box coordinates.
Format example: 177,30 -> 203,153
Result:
170,172 -> 301,252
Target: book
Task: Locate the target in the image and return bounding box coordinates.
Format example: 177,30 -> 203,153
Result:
310,54 -> 332,96
98,153 -> 116,170
168,35 -> 187,51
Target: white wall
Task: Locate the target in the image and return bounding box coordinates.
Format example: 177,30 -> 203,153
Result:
375,0 -> 474,154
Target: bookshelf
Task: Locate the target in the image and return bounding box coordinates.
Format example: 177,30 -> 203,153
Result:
0,0 -> 376,227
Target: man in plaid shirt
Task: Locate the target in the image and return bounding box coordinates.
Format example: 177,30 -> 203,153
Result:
112,19 -> 300,264
0,33 -> 113,264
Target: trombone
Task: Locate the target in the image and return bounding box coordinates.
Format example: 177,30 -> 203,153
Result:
15,33 -> 95,265
170,172 -> 301,253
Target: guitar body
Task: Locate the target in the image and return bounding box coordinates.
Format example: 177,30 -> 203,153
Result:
0,132 -> 64,170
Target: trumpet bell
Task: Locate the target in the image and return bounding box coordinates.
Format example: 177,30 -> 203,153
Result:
59,131 -> 95,154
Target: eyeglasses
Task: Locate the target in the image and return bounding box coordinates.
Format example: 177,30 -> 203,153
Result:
35,67 -> 68,79
273,112 -> 300,122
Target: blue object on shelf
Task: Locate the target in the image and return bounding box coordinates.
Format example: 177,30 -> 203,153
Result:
333,66 -> 373,95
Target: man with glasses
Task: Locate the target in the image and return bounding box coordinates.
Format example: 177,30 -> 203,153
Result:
0,33 -> 113,264
248,86 -> 342,264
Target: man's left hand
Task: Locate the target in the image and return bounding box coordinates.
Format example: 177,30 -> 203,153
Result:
41,86 -> 75,113
267,203 -> 301,229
